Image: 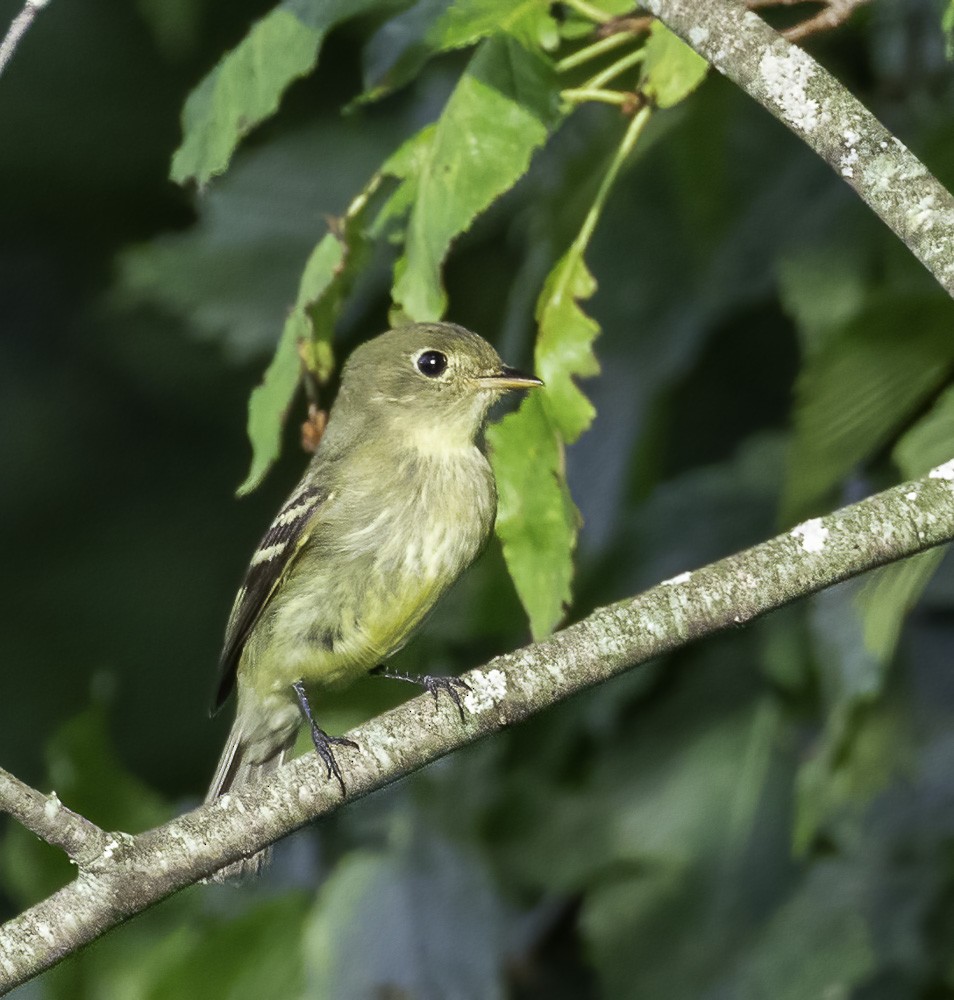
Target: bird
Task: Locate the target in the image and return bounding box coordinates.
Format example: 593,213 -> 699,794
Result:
206,321 -> 542,876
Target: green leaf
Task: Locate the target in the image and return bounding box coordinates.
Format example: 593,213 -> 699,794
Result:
143,895 -> 310,1000
638,22 -> 708,109
237,233 -> 344,495
534,248 -> 601,443
171,0 -> 393,187
712,860 -> 876,999
392,35 -> 560,321
362,0 -> 556,101
893,382 -> 954,478
302,831 -> 511,998
794,583 -> 908,851
782,295 -> 954,521
487,392 -> 579,639
857,549 -> 945,663
776,241 -> 870,356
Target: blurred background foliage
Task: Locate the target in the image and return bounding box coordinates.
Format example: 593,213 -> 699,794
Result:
3,0 -> 954,997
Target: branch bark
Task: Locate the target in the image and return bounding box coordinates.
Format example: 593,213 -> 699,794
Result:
745,0 -> 871,42
0,768 -> 109,866
3,467 -> 954,993
645,0 -> 954,299
0,0 -> 49,78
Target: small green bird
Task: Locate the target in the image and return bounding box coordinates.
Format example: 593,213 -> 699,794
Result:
207,322 -> 541,872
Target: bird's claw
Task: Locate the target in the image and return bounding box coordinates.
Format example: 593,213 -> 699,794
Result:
370,666 -> 471,723
307,725 -> 358,795
420,675 -> 471,722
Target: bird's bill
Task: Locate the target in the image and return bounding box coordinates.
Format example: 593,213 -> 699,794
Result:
477,366 -> 544,390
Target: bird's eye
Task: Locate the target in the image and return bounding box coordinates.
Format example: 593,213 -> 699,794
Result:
416,350 -> 448,378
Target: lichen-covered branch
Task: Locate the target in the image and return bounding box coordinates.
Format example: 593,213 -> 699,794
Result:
3,467 -> 954,993
645,0 -> 954,298
0,0 -> 50,78
0,766 -> 109,866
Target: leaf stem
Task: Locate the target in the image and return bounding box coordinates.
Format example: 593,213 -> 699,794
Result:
582,47 -> 647,91
556,30 -> 635,73
560,0 -> 613,23
574,104 -> 652,255
561,87 -> 631,106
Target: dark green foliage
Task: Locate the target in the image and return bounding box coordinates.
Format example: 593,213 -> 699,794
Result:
4,0 -> 954,996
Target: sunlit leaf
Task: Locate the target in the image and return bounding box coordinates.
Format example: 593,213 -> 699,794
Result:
534,248 -> 600,443
487,392 -> 579,639
392,35 -> 560,321
638,22 -> 708,109
361,0 -> 556,101
171,0 -> 397,187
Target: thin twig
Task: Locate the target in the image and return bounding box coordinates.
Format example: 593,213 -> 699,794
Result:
746,0 -> 870,41
0,766 -> 110,866
0,0 -> 50,78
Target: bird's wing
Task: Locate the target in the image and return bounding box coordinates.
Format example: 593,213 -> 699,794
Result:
212,482 -> 328,712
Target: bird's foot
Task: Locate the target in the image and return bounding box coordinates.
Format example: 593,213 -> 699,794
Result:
370,665 -> 471,723
292,680 -> 358,794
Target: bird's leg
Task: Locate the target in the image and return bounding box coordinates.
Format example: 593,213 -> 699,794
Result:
291,680 -> 358,794
369,665 -> 472,723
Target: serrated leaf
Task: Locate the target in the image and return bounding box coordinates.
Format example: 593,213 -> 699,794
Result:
534,248 -> 600,443
237,233 -> 344,495
171,0 -> 392,188
392,35 -> 560,321
782,295 -> 954,521
638,22 -> 708,109
362,0 -> 554,101
487,392 -> 579,639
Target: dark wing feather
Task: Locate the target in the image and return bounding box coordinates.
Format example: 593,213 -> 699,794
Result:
212,483 -> 327,712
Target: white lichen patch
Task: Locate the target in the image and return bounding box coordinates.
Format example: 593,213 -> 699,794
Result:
662,570 -> 692,586
463,668 -> 508,714
688,26 -> 709,46
37,922 -> 56,945
929,458 -> 954,480
44,792 -> 62,819
906,490 -> 919,501
791,518 -> 829,552
758,48 -> 820,133
215,793 -> 232,809
907,193 -> 937,232
101,837 -> 121,861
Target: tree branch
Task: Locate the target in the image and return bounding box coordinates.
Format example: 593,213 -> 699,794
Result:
0,0 -> 50,78
0,767 -> 109,866
745,0 -> 871,42
644,0 -> 954,299
3,467 -> 954,993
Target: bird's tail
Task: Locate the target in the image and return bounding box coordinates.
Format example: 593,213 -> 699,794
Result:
204,721 -> 294,882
